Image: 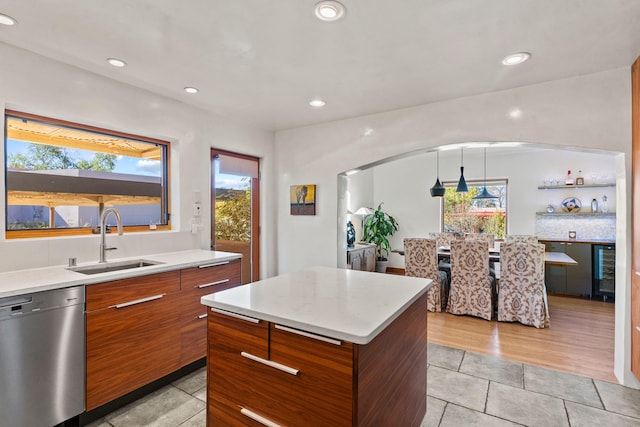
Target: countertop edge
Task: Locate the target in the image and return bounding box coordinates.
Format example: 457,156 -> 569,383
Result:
202,275 -> 432,345
0,249 -> 242,299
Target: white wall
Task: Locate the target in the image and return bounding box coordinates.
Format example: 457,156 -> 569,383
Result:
275,67 -> 637,386
366,148 -> 617,269
0,42 -> 277,279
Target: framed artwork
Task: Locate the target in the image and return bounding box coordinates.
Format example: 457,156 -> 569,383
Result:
290,184 -> 316,215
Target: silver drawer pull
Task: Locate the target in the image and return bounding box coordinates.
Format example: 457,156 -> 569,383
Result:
240,408 -> 283,427
198,261 -> 229,268
275,324 -> 342,346
197,278 -> 230,288
210,307 -> 260,323
241,351 -> 299,376
111,294 -> 165,309
637,326 -> 640,333
197,314 -> 208,320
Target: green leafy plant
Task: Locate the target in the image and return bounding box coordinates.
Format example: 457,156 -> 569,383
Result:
362,202 -> 399,261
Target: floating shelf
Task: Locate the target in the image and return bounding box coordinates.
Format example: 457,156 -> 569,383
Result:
537,183 -> 616,190
536,212 -> 616,217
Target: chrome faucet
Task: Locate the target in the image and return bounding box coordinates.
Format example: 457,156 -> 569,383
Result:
99,207 -> 123,263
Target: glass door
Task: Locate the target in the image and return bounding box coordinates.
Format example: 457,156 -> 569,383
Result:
211,149 -> 260,284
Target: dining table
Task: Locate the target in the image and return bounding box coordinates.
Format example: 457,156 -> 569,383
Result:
391,246 -> 578,266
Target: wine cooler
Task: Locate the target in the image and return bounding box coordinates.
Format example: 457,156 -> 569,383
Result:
592,244 -> 615,301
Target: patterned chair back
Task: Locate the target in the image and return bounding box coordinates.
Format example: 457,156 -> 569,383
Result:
504,235 -> 538,244
428,232 -> 456,248
404,238 -> 445,312
464,233 -> 495,250
447,239 -> 493,320
497,242 -> 549,328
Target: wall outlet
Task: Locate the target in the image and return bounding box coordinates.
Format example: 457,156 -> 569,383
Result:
193,202 -> 201,217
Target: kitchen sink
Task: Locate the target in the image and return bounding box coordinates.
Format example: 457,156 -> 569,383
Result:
68,259 -> 164,275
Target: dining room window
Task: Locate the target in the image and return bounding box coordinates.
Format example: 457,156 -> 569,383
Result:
4,110 -> 170,238
441,179 -> 507,239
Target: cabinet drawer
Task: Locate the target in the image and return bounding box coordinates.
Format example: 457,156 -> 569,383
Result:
208,308 -> 269,358
208,394 -> 277,427
180,259 -> 241,290
86,270 -> 180,311
209,322 -> 353,426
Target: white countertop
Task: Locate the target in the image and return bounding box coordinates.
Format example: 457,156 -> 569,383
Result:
0,249 -> 242,299
201,266 -> 431,345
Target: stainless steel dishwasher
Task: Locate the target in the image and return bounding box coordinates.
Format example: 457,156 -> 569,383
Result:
0,286 -> 85,427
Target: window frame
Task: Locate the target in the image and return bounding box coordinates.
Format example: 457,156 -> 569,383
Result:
4,110 -> 171,238
440,178 -> 508,238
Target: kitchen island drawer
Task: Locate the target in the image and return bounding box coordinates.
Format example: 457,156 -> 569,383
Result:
208,317 -> 353,426
207,308 -> 269,359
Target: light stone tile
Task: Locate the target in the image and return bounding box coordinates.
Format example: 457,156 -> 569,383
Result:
427,343 -> 465,371
486,382 -> 569,427
421,396 -> 447,427
106,385 -> 205,427
193,386 -> 206,402
172,367 -> 207,395
427,365 -> 488,411
594,379 -> 640,419
566,401 -> 640,427
177,409 -> 206,427
459,352 -> 524,388
439,404 -> 522,427
524,365 -> 602,408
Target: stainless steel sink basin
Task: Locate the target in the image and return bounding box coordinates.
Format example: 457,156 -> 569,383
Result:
68,259 -> 164,275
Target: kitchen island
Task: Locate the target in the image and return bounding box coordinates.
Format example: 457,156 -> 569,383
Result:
201,266 -> 431,426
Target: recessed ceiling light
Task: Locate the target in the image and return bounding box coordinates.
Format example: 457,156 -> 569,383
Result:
106,58 -> 127,67
502,52 -> 531,66
314,1 -> 346,22
184,87 -> 199,94
309,99 -> 326,107
0,13 -> 16,26
509,108 -> 523,119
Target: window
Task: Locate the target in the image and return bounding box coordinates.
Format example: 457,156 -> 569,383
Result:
441,179 -> 507,239
4,110 -> 169,237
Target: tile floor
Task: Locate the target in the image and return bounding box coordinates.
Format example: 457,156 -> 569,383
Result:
87,344 -> 640,427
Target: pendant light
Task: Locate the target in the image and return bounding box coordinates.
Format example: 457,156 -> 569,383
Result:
429,151 -> 445,197
456,148 -> 468,193
473,148 -> 499,199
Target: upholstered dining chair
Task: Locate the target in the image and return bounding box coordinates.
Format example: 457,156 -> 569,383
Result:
404,238 -> 448,312
497,241 -> 550,328
428,232 -> 456,281
464,232 -> 495,249
447,239 -> 495,320
428,232 -> 456,248
504,234 -> 539,244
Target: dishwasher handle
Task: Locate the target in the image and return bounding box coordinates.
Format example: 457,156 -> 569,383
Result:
0,296 -> 33,310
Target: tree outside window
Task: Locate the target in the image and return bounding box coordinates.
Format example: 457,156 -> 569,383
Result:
441,180 -> 507,238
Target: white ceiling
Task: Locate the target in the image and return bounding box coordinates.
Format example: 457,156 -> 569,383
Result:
1,1 -> 640,131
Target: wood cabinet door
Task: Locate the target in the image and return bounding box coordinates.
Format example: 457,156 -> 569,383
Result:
180,260 -> 242,366
86,290 -> 181,410
565,243 -> 592,296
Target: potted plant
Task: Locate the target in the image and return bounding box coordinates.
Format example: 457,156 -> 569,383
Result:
362,202 -> 399,273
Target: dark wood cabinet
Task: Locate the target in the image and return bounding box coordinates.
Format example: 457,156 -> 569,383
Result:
86,271 -> 182,410
542,241 -> 592,297
85,258 -> 243,410
179,259 -> 241,365
207,292 -> 427,426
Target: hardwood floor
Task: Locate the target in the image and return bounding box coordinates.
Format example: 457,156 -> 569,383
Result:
427,295 -> 616,382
